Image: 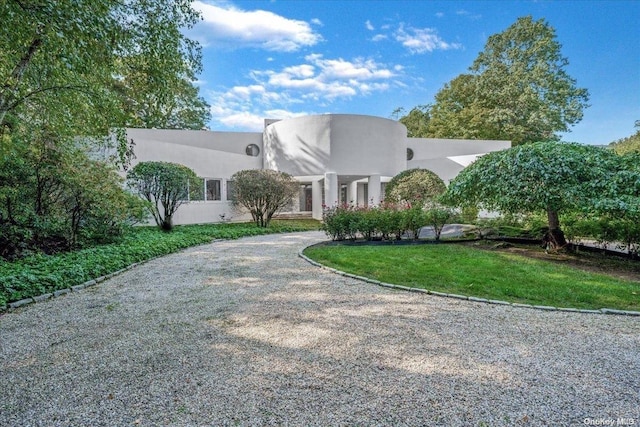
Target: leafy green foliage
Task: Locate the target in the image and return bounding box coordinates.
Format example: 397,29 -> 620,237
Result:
321,203 -> 452,242
0,133 -> 145,259
398,16 -> 589,144
0,0 -> 208,139
397,105 -> 431,138
445,142 -> 640,250
444,141 -> 625,246
0,0 -> 209,256
0,221 -> 320,307
127,161 -> 200,231
231,169 -> 299,227
384,168 -> 446,207
610,120 -> 640,155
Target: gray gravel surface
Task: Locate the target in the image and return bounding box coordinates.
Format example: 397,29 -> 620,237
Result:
1,231 -> 639,427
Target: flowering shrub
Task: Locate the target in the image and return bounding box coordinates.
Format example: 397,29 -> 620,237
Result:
322,201 -> 452,241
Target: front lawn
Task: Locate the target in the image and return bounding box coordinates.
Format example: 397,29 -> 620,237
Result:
303,243 -> 640,311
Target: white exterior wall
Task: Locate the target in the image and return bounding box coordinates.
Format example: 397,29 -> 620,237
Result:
263,114 -> 406,177
407,138 -> 511,184
126,128 -> 262,225
125,118 -> 511,225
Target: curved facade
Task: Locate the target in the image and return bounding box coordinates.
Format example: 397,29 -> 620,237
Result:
264,114 -> 407,177
264,114 -> 408,219
126,114 -> 510,224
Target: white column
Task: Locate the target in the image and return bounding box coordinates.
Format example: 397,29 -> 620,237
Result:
324,172 -> 339,208
347,181 -> 358,206
311,179 -> 323,220
368,174 -> 381,206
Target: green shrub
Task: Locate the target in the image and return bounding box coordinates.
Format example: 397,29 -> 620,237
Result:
376,205 -> 405,240
424,205 -> 454,241
402,206 -> 427,240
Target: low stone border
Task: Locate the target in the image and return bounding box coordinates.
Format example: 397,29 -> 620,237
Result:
1,239 -> 231,314
2,263 -> 140,313
298,247 -> 640,317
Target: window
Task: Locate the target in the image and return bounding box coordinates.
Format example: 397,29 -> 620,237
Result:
181,178 -> 204,201
226,180 -> 235,201
206,179 -> 221,201
188,179 -> 205,201
362,183 -> 368,206
246,144 -> 260,156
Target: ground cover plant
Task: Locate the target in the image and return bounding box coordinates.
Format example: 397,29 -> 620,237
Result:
303,243 -> 640,311
0,220 -> 319,308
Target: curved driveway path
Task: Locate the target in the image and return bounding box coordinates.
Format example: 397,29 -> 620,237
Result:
1,231 -> 639,426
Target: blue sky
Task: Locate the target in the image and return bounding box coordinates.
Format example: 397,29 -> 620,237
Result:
189,0 -> 639,145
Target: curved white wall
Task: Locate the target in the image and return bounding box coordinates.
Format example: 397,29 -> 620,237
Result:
263,114 -> 407,177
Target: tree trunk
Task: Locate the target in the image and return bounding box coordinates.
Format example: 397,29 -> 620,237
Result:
0,35 -> 43,125
161,215 -> 173,231
546,209 -> 567,248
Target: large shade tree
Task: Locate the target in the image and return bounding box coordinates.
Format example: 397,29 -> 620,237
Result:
400,16 -> 590,144
444,141 -> 623,247
0,0 -> 209,151
0,0 -> 209,255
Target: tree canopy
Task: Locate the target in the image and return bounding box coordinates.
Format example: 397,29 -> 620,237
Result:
384,168 -> 446,207
230,170 -> 299,227
127,161 -> 200,231
398,16 -> 589,144
610,120 -> 640,155
0,0 -> 210,256
397,106 -> 431,138
444,141 -> 631,247
0,0 -> 209,147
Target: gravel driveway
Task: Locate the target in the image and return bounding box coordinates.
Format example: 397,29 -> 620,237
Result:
1,231 -> 638,426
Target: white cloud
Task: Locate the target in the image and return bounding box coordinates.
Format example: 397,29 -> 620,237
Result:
365,20 -> 374,31
371,34 -> 387,42
456,9 -> 482,20
192,1 -> 322,52
217,111 -> 265,130
309,55 -> 393,80
311,18 -> 323,26
212,106 -> 314,131
394,24 -> 462,54
207,54 -> 401,130
435,12 -> 444,18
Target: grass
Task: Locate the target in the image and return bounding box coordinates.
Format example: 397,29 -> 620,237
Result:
303,243 -> 640,311
0,219 -> 320,308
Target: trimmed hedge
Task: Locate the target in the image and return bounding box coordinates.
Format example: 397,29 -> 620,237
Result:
322,204 -> 453,242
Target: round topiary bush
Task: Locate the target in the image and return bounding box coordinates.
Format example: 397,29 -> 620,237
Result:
384,168 -> 446,207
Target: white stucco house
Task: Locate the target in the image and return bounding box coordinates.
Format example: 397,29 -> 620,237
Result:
126,114 -> 510,224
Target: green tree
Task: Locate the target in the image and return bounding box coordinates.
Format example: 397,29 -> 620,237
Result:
444,141 -> 620,247
610,120 -> 640,155
0,0 -> 208,150
231,169 -> 299,227
385,168 -> 446,207
398,105 -> 431,138
426,16 -> 589,144
0,0 -> 209,255
127,161 -> 200,231
0,133 -> 141,258
427,74 -> 495,140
